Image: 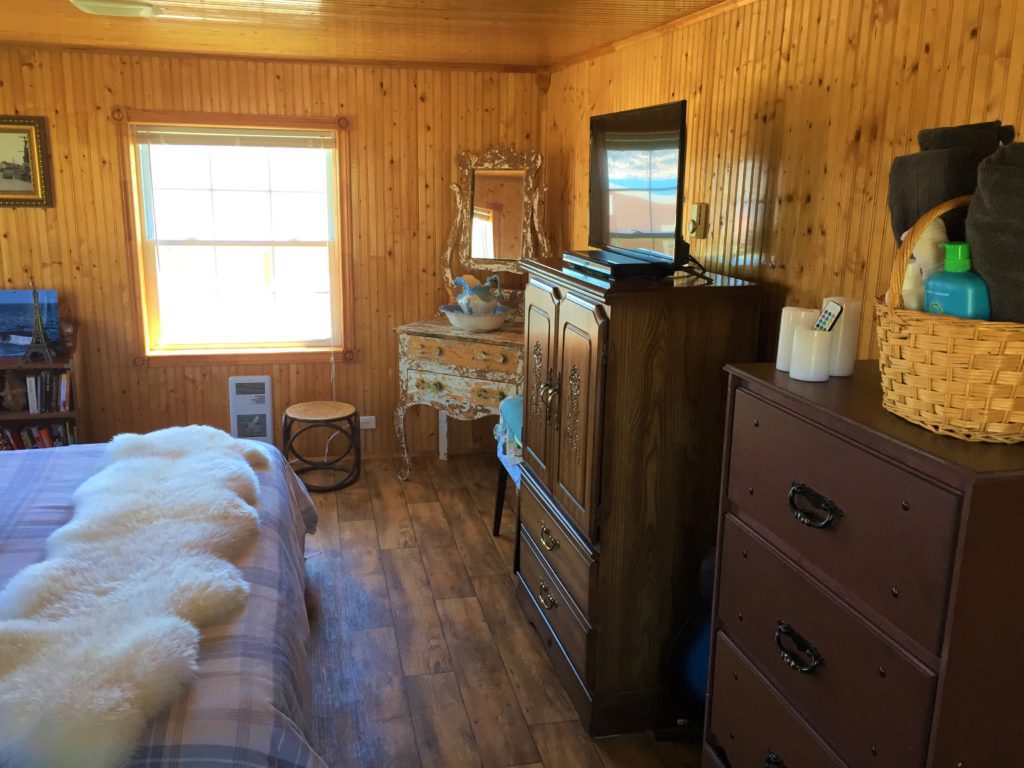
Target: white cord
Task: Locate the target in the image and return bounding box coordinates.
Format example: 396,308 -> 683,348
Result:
322,341 -> 339,464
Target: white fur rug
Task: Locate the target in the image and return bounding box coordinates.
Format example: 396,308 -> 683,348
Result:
0,426 -> 270,768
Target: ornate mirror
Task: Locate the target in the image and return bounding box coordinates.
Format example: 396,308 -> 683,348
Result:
442,146 -> 551,316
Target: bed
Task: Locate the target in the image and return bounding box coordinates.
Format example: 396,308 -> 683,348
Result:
0,443 -> 327,768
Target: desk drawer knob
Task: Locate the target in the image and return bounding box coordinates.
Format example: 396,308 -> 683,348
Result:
788,482 -> 842,529
763,751 -> 787,768
774,621 -> 824,674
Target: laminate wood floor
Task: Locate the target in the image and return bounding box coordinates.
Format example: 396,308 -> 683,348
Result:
304,452 -> 703,768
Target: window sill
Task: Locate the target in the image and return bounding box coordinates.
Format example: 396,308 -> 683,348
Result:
139,347 -> 355,367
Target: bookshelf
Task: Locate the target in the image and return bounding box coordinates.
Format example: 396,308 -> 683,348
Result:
0,353 -> 79,450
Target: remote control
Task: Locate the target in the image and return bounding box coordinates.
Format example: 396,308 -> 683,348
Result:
814,300 -> 844,332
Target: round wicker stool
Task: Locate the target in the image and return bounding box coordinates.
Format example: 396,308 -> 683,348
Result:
282,401 -> 361,492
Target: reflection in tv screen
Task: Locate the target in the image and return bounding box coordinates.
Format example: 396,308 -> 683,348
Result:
606,146 -> 680,256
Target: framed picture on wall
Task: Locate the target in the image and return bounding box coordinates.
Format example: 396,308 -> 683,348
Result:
0,116 -> 53,207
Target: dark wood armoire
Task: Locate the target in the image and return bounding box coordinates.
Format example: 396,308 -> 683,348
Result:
515,258 -> 761,735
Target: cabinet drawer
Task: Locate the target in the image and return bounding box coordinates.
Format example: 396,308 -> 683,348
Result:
717,515 -> 935,768
728,389 -> 959,654
520,477 -> 595,616
403,335 -> 520,378
406,370 -> 516,412
520,527 -> 591,677
709,632 -> 847,768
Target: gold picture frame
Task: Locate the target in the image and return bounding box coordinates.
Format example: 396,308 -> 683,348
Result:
0,116 -> 53,207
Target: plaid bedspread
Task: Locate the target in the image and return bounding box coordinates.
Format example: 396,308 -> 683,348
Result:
0,444 -> 327,768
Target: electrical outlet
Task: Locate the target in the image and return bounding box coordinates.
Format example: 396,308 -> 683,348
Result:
359,415 -> 376,430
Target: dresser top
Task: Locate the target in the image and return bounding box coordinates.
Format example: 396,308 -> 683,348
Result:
395,318 -> 525,346
729,361 -> 1024,476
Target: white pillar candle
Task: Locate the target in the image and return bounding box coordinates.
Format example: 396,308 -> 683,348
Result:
790,329 -> 833,382
823,296 -> 862,377
776,307 -> 820,372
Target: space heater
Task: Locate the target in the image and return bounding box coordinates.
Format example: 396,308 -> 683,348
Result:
228,375 -> 273,443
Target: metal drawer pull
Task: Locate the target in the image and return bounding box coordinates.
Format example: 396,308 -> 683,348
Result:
539,522 -> 560,551
788,482 -> 842,529
476,351 -> 506,363
763,750 -> 788,767
544,384 -> 559,405
416,344 -> 442,357
537,579 -> 557,609
774,621 -> 824,674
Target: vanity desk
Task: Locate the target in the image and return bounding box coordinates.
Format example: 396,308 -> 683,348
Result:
394,319 -> 523,479
394,145 -> 550,480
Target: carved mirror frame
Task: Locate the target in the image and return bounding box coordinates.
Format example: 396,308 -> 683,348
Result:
442,146 -> 552,309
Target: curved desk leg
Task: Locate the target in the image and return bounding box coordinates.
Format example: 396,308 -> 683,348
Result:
395,404 -> 412,481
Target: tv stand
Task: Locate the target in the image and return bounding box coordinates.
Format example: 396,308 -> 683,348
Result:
517,259 -> 762,735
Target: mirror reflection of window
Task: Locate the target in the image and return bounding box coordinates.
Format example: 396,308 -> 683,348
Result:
472,207 -> 495,260
469,169 -> 525,262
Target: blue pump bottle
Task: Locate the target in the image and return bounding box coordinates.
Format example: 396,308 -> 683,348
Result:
924,242 -> 991,320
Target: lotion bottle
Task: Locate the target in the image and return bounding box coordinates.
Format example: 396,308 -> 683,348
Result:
924,242 -> 991,320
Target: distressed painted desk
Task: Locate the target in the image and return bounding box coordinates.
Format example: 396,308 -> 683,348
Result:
394,319 -> 524,480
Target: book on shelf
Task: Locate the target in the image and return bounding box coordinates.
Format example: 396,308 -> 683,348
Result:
0,421 -> 74,450
3,370 -> 72,416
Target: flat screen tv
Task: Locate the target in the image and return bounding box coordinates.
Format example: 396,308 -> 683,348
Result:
581,100 -> 695,280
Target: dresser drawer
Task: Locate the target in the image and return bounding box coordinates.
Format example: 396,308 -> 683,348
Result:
402,334 -> 520,378
520,527 -> 591,677
520,477 -> 594,615
709,632 -> 847,768
728,389 -> 959,654
717,515 -> 935,767
406,369 -> 516,411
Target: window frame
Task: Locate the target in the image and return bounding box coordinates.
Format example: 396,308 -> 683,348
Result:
118,109 -> 355,363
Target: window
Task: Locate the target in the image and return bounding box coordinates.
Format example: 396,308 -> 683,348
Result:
126,115 -> 352,355
471,207 -> 496,260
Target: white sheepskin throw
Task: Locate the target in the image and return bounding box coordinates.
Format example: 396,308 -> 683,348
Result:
0,426 -> 270,768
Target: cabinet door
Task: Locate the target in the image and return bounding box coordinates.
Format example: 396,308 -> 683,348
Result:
523,279 -> 560,489
552,292 -> 607,541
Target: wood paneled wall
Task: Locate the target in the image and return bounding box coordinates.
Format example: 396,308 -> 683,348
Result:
0,47 -> 543,455
1,0 -> 1016,452
542,0 -> 1023,359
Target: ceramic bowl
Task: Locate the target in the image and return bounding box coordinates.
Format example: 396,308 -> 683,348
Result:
439,304 -> 508,332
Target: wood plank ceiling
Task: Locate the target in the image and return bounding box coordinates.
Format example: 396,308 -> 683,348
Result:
0,0 -> 730,69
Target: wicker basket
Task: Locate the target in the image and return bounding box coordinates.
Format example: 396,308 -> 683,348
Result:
875,195 -> 1024,443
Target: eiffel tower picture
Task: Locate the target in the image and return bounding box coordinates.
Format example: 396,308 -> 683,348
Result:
23,287 -> 54,363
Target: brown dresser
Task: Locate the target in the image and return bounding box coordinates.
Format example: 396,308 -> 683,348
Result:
516,259 -> 761,735
704,362 -> 1024,767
